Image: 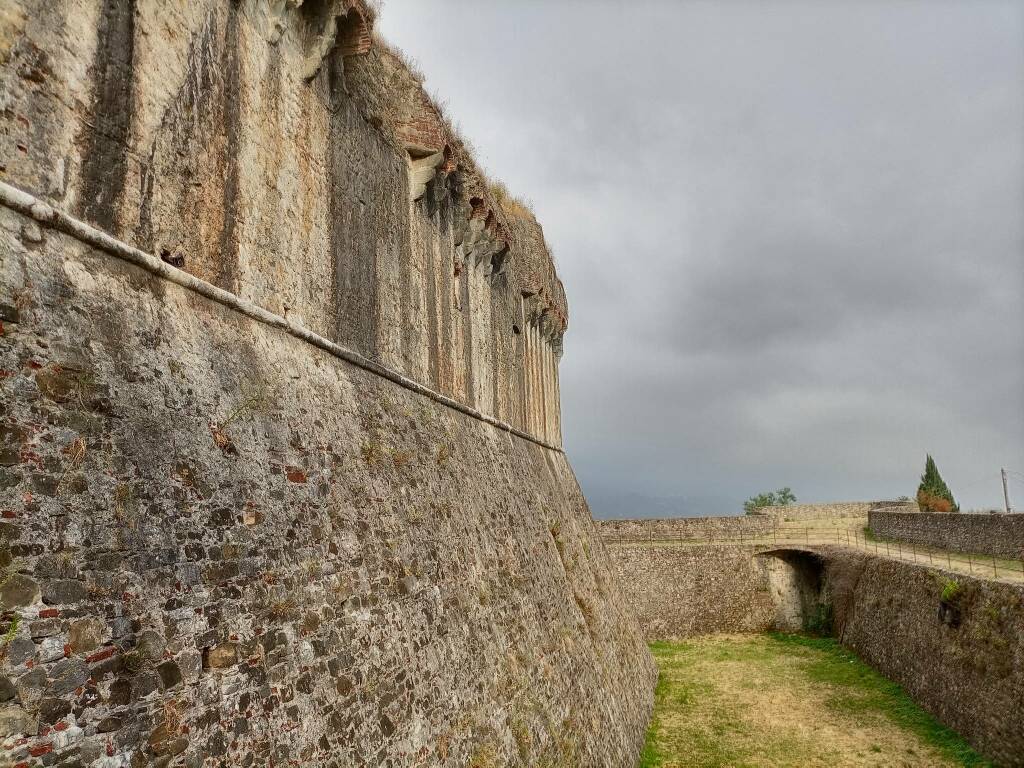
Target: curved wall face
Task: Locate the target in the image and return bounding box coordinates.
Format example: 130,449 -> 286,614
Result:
0,0 -> 565,445
0,210 -> 655,766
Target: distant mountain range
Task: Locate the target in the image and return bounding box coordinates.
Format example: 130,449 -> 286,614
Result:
583,488 -> 741,520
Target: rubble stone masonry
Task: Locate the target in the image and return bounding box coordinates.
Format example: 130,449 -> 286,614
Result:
0,1 -> 654,765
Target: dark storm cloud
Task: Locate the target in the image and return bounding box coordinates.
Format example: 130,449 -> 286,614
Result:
378,0 -> 1024,515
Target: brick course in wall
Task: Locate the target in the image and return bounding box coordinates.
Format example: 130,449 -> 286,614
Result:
869,510 -> 1024,559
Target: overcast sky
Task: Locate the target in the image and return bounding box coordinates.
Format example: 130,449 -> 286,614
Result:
378,1 -> 1024,516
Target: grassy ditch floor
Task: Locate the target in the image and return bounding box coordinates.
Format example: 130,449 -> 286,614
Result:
641,634 -> 990,768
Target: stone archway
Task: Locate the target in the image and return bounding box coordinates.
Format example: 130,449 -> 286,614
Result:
758,549 -> 830,633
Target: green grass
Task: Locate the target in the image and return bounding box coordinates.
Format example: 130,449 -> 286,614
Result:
642,634 -> 991,768
767,633 -> 989,767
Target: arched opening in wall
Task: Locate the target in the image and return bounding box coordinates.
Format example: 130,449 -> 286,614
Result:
300,3 -> 370,83
758,550 -> 831,634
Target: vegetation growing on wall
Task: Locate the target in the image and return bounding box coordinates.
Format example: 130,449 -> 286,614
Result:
917,455 -> 959,513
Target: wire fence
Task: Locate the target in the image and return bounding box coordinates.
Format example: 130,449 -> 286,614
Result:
604,526 -> 1024,581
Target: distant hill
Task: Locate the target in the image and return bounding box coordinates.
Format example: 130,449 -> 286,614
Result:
585,489 -> 740,520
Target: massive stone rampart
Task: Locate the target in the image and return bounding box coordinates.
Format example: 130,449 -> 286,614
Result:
0,1 -> 655,765
0,0 -> 565,446
0,200 -> 654,766
869,509 -> 1024,559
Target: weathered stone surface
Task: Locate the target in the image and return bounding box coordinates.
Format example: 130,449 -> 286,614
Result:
0,201 -> 654,765
42,579 -> 88,605
1,573 -> 40,607
824,549 -> 1024,767
0,1 -> 654,765
47,658 -> 90,696
204,643 -> 238,670
68,618 -> 107,654
870,509 -> 1024,559
608,543 -> 776,638
0,675 -> 15,702
0,704 -> 35,736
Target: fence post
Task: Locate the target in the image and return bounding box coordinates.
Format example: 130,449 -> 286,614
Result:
993,558 -> 997,578
968,552 -> 973,574
947,550 -> 951,570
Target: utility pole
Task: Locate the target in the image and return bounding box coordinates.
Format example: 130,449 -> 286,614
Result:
1002,468 -> 1012,513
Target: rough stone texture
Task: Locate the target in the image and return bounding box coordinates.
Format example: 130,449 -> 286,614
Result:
755,502 -> 876,519
0,0 -> 565,446
0,204 -> 655,765
869,509 -> 1024,559
597,515 -> 776,542
606,544 -> 777,638
824,549 -> 1024,767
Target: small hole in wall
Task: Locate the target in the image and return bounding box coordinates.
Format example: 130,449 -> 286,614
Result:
512,324 -> 521,335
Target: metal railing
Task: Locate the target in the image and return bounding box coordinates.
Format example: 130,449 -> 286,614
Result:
604,526 -> 1024,581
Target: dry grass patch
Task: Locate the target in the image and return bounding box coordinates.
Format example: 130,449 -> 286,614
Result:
641,634 -> 989,768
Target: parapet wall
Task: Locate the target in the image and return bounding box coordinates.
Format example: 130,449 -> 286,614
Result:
0,0 -> 564,446
0,203 -> 655,766
596,515 -> 776,542
869,510 -> 1024,559
0,1 -> 657,765
755,502 -> 875,519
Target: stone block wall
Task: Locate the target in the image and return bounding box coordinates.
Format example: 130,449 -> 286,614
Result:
869,510 -> 1024,559
824,549 -> 1024,767
605,544 -> 776,638
0,204 -> 655,766
756,502 -> 875,519
596,515 -> 776,542
0,0 -> 565,446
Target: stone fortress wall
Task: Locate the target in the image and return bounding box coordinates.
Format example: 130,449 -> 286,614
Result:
869,509 -> 1024,559
0,0 -> 565,448
604,514 -> 1024,766
0,2 -> 656,766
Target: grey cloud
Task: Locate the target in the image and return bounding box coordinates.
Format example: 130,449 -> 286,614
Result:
379,0 -> 1024,515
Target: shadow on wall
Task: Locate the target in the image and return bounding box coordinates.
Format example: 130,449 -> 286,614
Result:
759,550 -> 832,634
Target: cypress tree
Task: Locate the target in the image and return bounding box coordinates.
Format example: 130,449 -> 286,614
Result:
916,454 -> 958,513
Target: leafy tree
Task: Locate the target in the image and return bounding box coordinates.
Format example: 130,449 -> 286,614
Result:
916,455 -> 958,513
744,487 -> 797,514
